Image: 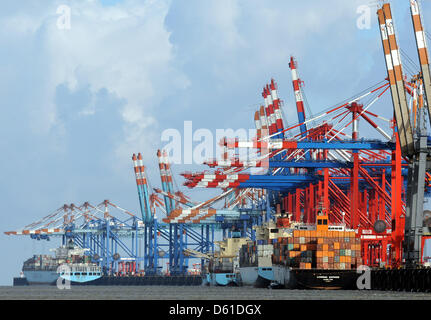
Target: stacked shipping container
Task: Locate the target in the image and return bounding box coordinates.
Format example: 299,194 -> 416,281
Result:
272,230 -> 362,270
239,242 -> 258,267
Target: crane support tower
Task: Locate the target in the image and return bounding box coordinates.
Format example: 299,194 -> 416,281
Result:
377,1 -> 431,267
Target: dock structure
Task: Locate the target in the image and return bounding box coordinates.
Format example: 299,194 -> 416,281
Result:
5,1 -> 431,282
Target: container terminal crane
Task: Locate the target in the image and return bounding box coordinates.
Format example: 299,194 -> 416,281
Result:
5,0 -> 431,290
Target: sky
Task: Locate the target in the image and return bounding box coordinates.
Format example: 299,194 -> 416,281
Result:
1,0 -> 430,285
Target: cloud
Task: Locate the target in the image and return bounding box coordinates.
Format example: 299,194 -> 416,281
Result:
0,0 -> 190,162
0,0 -> 191,250
0,0 -> 192,285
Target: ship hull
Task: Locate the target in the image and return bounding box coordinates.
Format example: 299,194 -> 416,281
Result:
239,266 -> 275,287
205,273 -> 239,286
23,270 -> 58,285
257,267 -> 274,285
23,266 -> 102,285
60,274 -> 102,283
255,274 -> 271,288
272,265 -> 358,289
290,269 -> 358,290
272,265 -> 293,288
239,267 -> 258,286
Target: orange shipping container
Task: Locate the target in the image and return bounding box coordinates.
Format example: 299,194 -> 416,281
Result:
289,251 -> 301,258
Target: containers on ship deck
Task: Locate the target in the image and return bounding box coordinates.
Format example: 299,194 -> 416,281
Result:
239,242 -> 258,267
272,230 -> 362,270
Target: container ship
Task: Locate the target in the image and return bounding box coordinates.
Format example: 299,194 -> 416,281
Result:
239,241 -> 275,287
19,240 -> 102,285
239,209 -> 361,289
202,231 -> 248,286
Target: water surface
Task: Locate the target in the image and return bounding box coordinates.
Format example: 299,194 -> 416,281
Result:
1,286 -> 431,300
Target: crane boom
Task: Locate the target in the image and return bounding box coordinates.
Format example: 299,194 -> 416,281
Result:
378,4 -> 415,157
289,56 -> 311,161
183,248 -> 213,260
410,0 -> 431,125
289,57 -> 308,139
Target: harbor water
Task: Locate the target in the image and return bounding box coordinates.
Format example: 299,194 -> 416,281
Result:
1,286 -> 431,300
